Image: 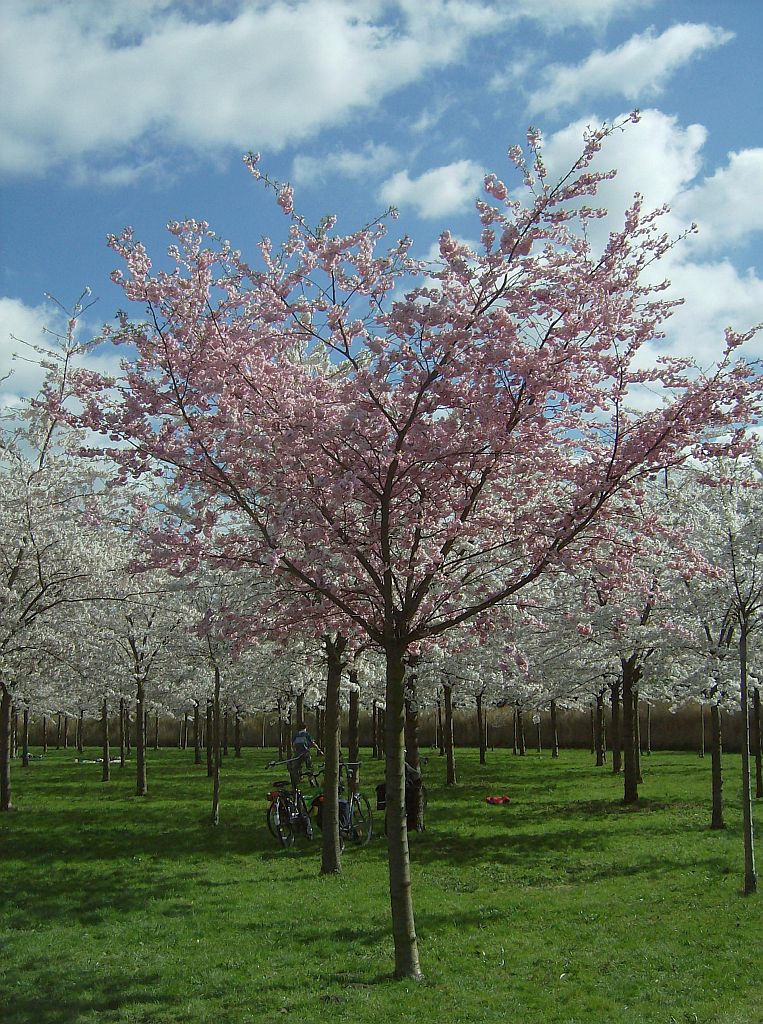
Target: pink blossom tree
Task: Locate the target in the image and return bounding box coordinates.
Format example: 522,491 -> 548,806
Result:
66,117 -> 762,979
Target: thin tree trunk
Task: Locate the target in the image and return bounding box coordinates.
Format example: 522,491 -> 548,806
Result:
56,712 -> 61,749
296,692 -> 305,727
444,682 -> 456,785
348,681 -> 360,794
234,708 -> 242,758
621,662 -> 639,804
63,714 -> 69,750
206,700 -> 214,777
102,700 -> 110,782
154,712 -> 160,750
437,698 -> 445,756
11,708 -> 18,758
633,689 -> 642,784
595,693 -> 606,766
404,669 -> 424,831
119,698 -> 125,768
194,702 -> 201,765
611,680 -> 621,774
211,667 -> 221,826
517,707 -> 526,756
277,700 -> 284,760
699,702 -> 706,758
260,710 -> 265,749
42,714 -> 48,754
135,680 -> 147,797
372,700 -> 379,759
22,707 -> 30,768
77,709 -> 84,754
223,706 -> 229,757
512,707 -> 518,755
752,687 -> 762,799
378,708 -> 385,756
321,636 -> 346,875
476,692 -> 486,766
536,718 -> 542,754
739,619 -> 757,895
1,684 -> 13,811
125,705 -> 131,755
385,642 -> 422,980
590,705 -> 595,755
645,701 -> 652,756
550,699 -> 559,759
710,702 -> 724,830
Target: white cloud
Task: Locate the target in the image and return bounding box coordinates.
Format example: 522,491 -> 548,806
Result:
379,160 -> 485,218
526,23 -> 733,116
674,149 -> 763,253
0,0 -> 499,177
291,142 -> 399,186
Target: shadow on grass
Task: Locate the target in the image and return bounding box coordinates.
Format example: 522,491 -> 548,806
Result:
2,970 -> 172,1024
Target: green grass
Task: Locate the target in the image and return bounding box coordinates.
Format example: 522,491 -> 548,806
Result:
1,746 -> 761,1024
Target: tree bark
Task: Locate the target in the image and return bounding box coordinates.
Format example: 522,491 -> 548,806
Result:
595,693 -> 606,766
77,709 -> 84,754
321,636 -> 346,875
437,697 -> 445,756
194,702 -> 201,765
752,687 -> 762,799
211,667 -> 221,826
63,714 -> 69,749
348,680 -> 360,794
119,698 -> 125,768
476,692 -> 486,766
699,702 -> 706,758
633,689 -> 642,784
234,707 -> 242,758
102,700 -> 110,782
154,712 -> 160,750
1,684 -> 13,810
11,708 -> 18,758
620,661 -> 639,804
206,700 -> 213,777
22,707 -> 30,768
135,680 -> 147,797
610,679 -> 622,774
56,712 -> 61,749
443,682 -> 456,785
517,706 -> 526,756
710,702 -> 724,830
223,706 -> 229,757
590,705 -> 595,755
404,668 -> 425,831
42,714 -> 47,754
738,619 -> 757,895
550,699 -> 559,759
277,700 -> 285,760
372,700 -> 379,759
645,701 -> 652,756
385,642 -> 422,980
296,692 -> 305,727
512,707 -> 518,755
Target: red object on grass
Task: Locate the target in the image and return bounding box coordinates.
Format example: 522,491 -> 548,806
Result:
485,795 -> 511,805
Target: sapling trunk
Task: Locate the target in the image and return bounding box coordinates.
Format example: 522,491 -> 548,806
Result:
517,707 -> 526,756
443,683 -> 456,785
437,698 -> 444,756
223,707 -> 228,756
752,687 -> 762,799
119,698 -> 125,768
194,702 -> 201,765
77,709 -> 84,753
63,714 -> 69,749
512,707 -> 518,755
56,712 -> 61,749
611,680 -> 621,774
42,715 -> 47,754
738,620 -> 757,895
476,692 -> 486,766
206,700 -> 213,777
234,708 -> 241,758
211,667 -> 221,826
645,701 -> 652,756
321,636 -> 345,875
595,693 -> 606,766
1,683 -> 13,811
296,692 -> 305,727
699,702 -> 706,758
710,703 -> 724,830
135,682 -> 147,797
102,700 -> 110,782
590,706 -> 595,755
550,699 -> 559,759
22,708 -> 29,768
385,643 -> 422,980
154,712 -> 159,750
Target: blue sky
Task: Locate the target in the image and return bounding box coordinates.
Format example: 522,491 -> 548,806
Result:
1,0 -> 762,403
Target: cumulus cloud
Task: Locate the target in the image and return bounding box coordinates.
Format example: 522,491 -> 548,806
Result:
0,0 -> 499,177
525,23 -> 733,116
674,149 -> 763,253
291,142 -> 399,186
379,160 -> 485,218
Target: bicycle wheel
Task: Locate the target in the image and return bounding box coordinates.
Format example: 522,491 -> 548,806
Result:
295,794 -> 313,839
267,796 -> 295,848
349,793 -> 373,845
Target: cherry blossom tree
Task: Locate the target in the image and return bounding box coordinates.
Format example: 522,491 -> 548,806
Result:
64,117 -> 762,978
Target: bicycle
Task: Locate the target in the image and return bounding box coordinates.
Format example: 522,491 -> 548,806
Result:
313,761 -> 373,847
265,755 -> 320,849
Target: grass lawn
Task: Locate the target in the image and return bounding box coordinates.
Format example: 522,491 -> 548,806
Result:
1,746 -> 761,1024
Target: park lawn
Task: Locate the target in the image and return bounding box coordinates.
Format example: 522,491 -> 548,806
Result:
0,746 -> 761,1024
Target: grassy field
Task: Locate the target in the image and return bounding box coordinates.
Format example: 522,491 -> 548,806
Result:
1,746 -> 761,1024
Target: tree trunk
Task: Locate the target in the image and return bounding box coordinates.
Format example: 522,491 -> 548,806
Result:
550,699 -> 559,759
512,707 -> 518,755
437,698 -> 445,756
22,707 -> 30,768
206,700 -> 214,777
194,702 -> 201,765
260,710 -> 266,749
633,688 -> 642,784
476,692 -> 486,766
11,708 -> 18,758
517,706 -> 526,756
119,698 -> 125,768
211,667 -> 221,826
223,706 -> 229,757
378,708 -> 385,756
620,662 -> 639,804
645,701 -> 652,756
536,719 -> 542,754
63,714 -> 69,749
738,619 -> 757,895
277,700 -> 285,760
404,670 -> 425,831
699,702 -> 706,758
42,714 -> 47,754
77,709 -> 84,754
595,693 -> 606,766
1,684 -> 13,811
590,705 -> 595,755
135,680 -> 147,797
234,708 -> 242,758
710,702 -> 724,830
443,682 -> 456,785
752,687 -> 762,799
296,692 -> 305,727
611,679 -> 621,774
125,705 -> 131,755
372,700 -> 379,759
348,681 -> 360,794
56,712 -> 61,749
385,642 -> 422,980
321,636 -> 346,875
102,700 -> 110,782
154,712 -> 160,751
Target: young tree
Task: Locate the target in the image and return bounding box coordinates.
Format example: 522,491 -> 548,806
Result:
66,119 -> 762,978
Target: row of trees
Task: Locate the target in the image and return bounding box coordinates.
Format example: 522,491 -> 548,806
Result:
2,116 -> 761,978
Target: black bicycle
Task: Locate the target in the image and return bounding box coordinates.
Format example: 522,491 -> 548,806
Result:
313,761 -> 373,847
265,755 -> 320,848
